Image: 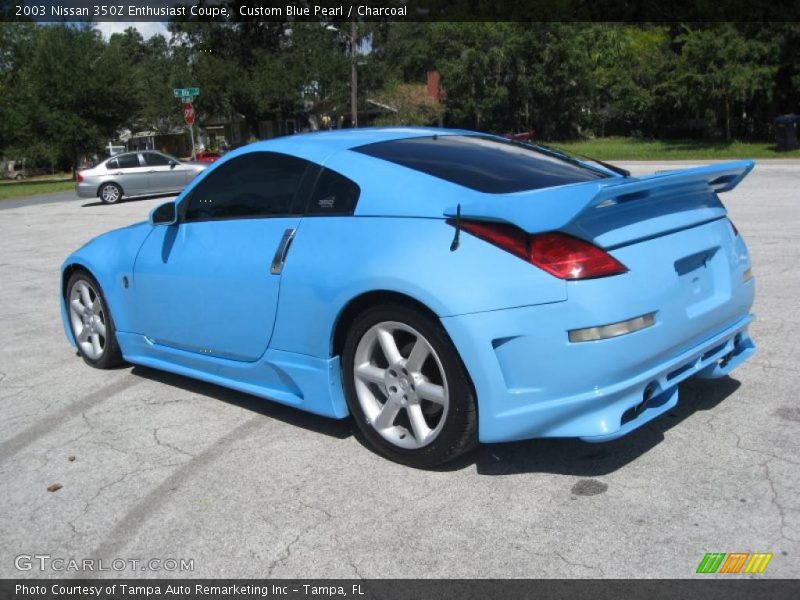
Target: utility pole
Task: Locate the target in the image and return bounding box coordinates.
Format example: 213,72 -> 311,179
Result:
350,19 -> 358,128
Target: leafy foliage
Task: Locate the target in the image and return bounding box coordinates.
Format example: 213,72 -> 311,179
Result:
372,82 -> 444,126
3,25 -> 136,170
2,22 -> 800,169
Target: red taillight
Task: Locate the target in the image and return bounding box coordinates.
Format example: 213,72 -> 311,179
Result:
530,232 -> 627,279
76,172 -> 84,183
449,220 -> 627,280
729,218 -> 739,236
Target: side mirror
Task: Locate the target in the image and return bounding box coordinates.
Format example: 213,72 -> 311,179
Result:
169,160 -> 179,168
149,202 -> 177,226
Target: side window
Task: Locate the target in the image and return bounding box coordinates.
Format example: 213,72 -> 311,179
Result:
106,158 -> 119,170
143,153 -> 171,166
116,154 -> 141,169
184,152 -> 310,221
307,168 -> 360,215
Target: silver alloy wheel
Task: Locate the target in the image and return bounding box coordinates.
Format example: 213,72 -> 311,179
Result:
353,321 -> 450,450
101,185 -> 120,203
68,279 -> 107,360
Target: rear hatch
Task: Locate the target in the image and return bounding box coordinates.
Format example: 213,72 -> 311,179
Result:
445,161 -> 756,357
444,160 -> 754,249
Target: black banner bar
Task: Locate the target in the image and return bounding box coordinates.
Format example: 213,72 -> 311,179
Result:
4,0 -> 800,22
2,580 -> 800,600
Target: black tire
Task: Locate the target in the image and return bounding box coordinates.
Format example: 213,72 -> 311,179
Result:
65,270 -> 124,369
342,303 -> 478,468
98,182 -> 123,204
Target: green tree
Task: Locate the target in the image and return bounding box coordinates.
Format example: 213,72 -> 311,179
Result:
9,25 -> 135,170
372,82 -> 444,126
106,28 -> 189,135
664,24 -> 777,140
580,25 -> 671,137
0,23 -> 36,158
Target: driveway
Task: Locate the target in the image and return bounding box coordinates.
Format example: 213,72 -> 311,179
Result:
0,162 -> 797,578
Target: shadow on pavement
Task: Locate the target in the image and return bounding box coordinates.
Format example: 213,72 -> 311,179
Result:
130,364 -> 740,475
129,364 -> 355,441
463,376 -> 741,476
81,192 -> 176,208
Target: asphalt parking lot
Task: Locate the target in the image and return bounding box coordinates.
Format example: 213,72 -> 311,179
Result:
0,161 -> 798,579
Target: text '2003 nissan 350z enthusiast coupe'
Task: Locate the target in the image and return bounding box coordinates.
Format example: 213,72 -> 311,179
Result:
60,128 -> 756,467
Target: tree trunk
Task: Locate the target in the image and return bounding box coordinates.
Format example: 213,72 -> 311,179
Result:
725,98 -> 731,141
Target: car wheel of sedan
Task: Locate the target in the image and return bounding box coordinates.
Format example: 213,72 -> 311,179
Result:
99,183 -> 122,204
66,271 -> 123,369
342,304 -> 477,468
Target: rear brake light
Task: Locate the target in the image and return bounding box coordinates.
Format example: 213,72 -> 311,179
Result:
76,172 -> 84,183
531,232 -> 628,279
447,220 -> 627,280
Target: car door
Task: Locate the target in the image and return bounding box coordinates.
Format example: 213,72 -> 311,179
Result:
108,153 -> 149,195
131,151 -> 313,361
142,152 -> 188,193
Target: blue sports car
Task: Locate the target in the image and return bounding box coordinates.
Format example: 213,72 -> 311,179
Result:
60,128 -> 756,467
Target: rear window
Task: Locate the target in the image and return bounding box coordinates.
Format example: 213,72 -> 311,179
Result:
307,168 -> 360,215
352,135 -> 608,194
115,154 -> 140,169
143,152 -> 171,166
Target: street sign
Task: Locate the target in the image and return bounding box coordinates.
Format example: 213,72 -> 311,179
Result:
183,103 -> 195,125
182,95 -> 192,104
174,87 -> 200,98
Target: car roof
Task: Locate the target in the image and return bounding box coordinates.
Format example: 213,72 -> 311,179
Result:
195,127 -> 598,219
258,126 -> 474,150
239,127 -> 478,164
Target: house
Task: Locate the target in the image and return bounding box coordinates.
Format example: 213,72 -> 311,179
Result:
122,128 -> 192,158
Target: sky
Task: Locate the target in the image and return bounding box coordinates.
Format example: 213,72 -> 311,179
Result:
93,21 -> 170,40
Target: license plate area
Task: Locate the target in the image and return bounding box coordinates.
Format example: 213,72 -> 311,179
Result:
674,247 -> 725,316
675,247 -> 722,307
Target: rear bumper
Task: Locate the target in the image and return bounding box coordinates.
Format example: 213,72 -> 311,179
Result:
443,308 -> 755,444
76,182 -> 97,198
578,317 -> 754,443
441,218 -> 755,443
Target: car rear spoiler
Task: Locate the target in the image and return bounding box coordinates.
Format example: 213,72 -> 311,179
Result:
443,160 -> 755,236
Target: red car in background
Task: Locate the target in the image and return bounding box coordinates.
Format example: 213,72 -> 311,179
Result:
195,151 -> 221,163
504,129 -> 535,142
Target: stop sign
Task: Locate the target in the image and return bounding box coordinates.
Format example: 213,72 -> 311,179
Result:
183,103 -> 195,125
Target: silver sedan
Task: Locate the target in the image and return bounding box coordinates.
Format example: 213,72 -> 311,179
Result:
76,151 -> 208,204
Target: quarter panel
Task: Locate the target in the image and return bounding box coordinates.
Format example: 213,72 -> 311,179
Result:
269,216 -> 567,358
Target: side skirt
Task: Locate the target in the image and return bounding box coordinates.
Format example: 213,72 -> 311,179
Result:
116,332 -> 349,419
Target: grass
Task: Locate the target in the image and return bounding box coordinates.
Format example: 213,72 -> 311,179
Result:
1,139 -> 797,201
0,177 -> 74,201
550,137 -> 800,161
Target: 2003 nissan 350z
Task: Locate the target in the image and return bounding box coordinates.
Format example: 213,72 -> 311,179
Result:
60,128 -> 756,467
